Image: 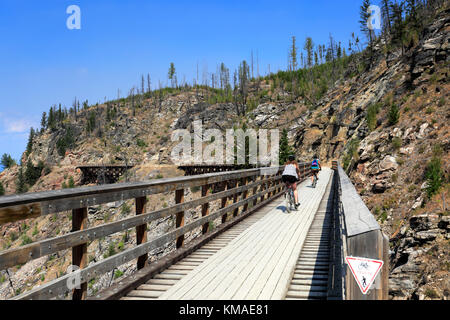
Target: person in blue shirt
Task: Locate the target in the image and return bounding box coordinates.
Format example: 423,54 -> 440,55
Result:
310,155 -> 321,185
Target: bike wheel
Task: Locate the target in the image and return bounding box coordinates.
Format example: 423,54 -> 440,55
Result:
289,190 -> 295,211
285,190 -> 292,213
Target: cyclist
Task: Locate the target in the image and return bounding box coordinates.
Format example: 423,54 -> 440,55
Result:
282,155 -> 301,210
310,154 -> 321,185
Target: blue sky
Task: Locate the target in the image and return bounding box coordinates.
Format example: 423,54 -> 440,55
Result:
0,0 -> 371,164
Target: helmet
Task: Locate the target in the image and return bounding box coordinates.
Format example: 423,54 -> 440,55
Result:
288,155 -> 295,162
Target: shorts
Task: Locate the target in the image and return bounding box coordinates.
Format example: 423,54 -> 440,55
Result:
311,169 -> 319,175
282,175 -> 298,184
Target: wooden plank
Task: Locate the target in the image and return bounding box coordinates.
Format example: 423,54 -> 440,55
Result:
136,196 -> 148,270
72,207 -> 88,300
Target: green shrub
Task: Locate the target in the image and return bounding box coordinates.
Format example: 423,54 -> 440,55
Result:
68,176 -> 75,188
20,235 -> 32,246
114,270 -> 124,279
392,137 -> 402,150
425,288 -> 439,299
136,139 -> 147,148
388,104 -> 400,125
425,145 -> 443,199
342,139 -> 360,170
0,181 -> 4,196
104,243 -> 116,259
9,231 -> 18,241
425,107 -> 435,114
366,103 -> 381,131
120,202 -> 131,215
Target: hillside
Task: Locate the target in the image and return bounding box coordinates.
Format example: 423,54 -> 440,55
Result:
0,5 -> 449,300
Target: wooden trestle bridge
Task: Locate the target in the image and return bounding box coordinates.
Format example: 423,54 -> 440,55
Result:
0,162 -> 388,300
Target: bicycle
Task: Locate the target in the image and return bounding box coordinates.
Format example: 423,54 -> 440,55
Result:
312,173 -> 318,188
284,183 -> 296,213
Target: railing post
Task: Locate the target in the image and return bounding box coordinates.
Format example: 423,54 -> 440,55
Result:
253,176 -> 259,207
136,196 -> 148,270
221,182 -> 229,223
260,176 -> 267,203
201,184 -> 211,234
242,177 -> 249,213
233,179 -> 240,217
72,207 -> 88,300
175,189 -> 185,248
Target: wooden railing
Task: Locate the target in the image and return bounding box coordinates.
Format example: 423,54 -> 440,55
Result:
328,161 -> 389,300
0,164 -> 311,300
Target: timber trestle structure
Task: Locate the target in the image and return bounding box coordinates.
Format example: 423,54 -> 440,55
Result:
77,165 -> 134,185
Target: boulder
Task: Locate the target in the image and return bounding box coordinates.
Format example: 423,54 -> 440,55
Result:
379,156 -> 398,172
410,214 -> 440,231
414,229 -> 440,242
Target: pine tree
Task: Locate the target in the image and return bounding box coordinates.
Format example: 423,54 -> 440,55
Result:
380,0 -> 392,35
390,2 -> 405,54
40,112 -> 47,131
168,63 -> 176,88
16,166 -> 27,194
279,129 -> 294,165
359,0 -> 375,66
304,37 -> 314,68
147,74 -> 151,95
1,154 -> 16,169
48,106 -> 55,130
26,128 -> 35,156
289,36 -> 298,71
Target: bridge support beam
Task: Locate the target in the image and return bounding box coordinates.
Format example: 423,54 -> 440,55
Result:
72,207 -> 88,300
175,189 -> 185,248
136,196 -> 148,270
201,185 -> 211,234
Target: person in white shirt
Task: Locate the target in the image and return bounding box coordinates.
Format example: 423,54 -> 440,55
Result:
281,155 -> 301,210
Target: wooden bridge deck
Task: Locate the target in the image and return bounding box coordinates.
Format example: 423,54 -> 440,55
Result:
123,168 -> 332,300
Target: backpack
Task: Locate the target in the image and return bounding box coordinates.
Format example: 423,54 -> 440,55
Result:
311,159 -> 318,167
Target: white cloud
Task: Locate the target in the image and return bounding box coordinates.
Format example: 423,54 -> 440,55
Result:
1,116 -> 38,134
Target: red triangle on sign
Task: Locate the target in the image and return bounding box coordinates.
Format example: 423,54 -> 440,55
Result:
345,256 -> 383,295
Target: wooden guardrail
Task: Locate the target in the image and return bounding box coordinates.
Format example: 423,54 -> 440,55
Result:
0,164 -> 311,300
328,161 -> 389,300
